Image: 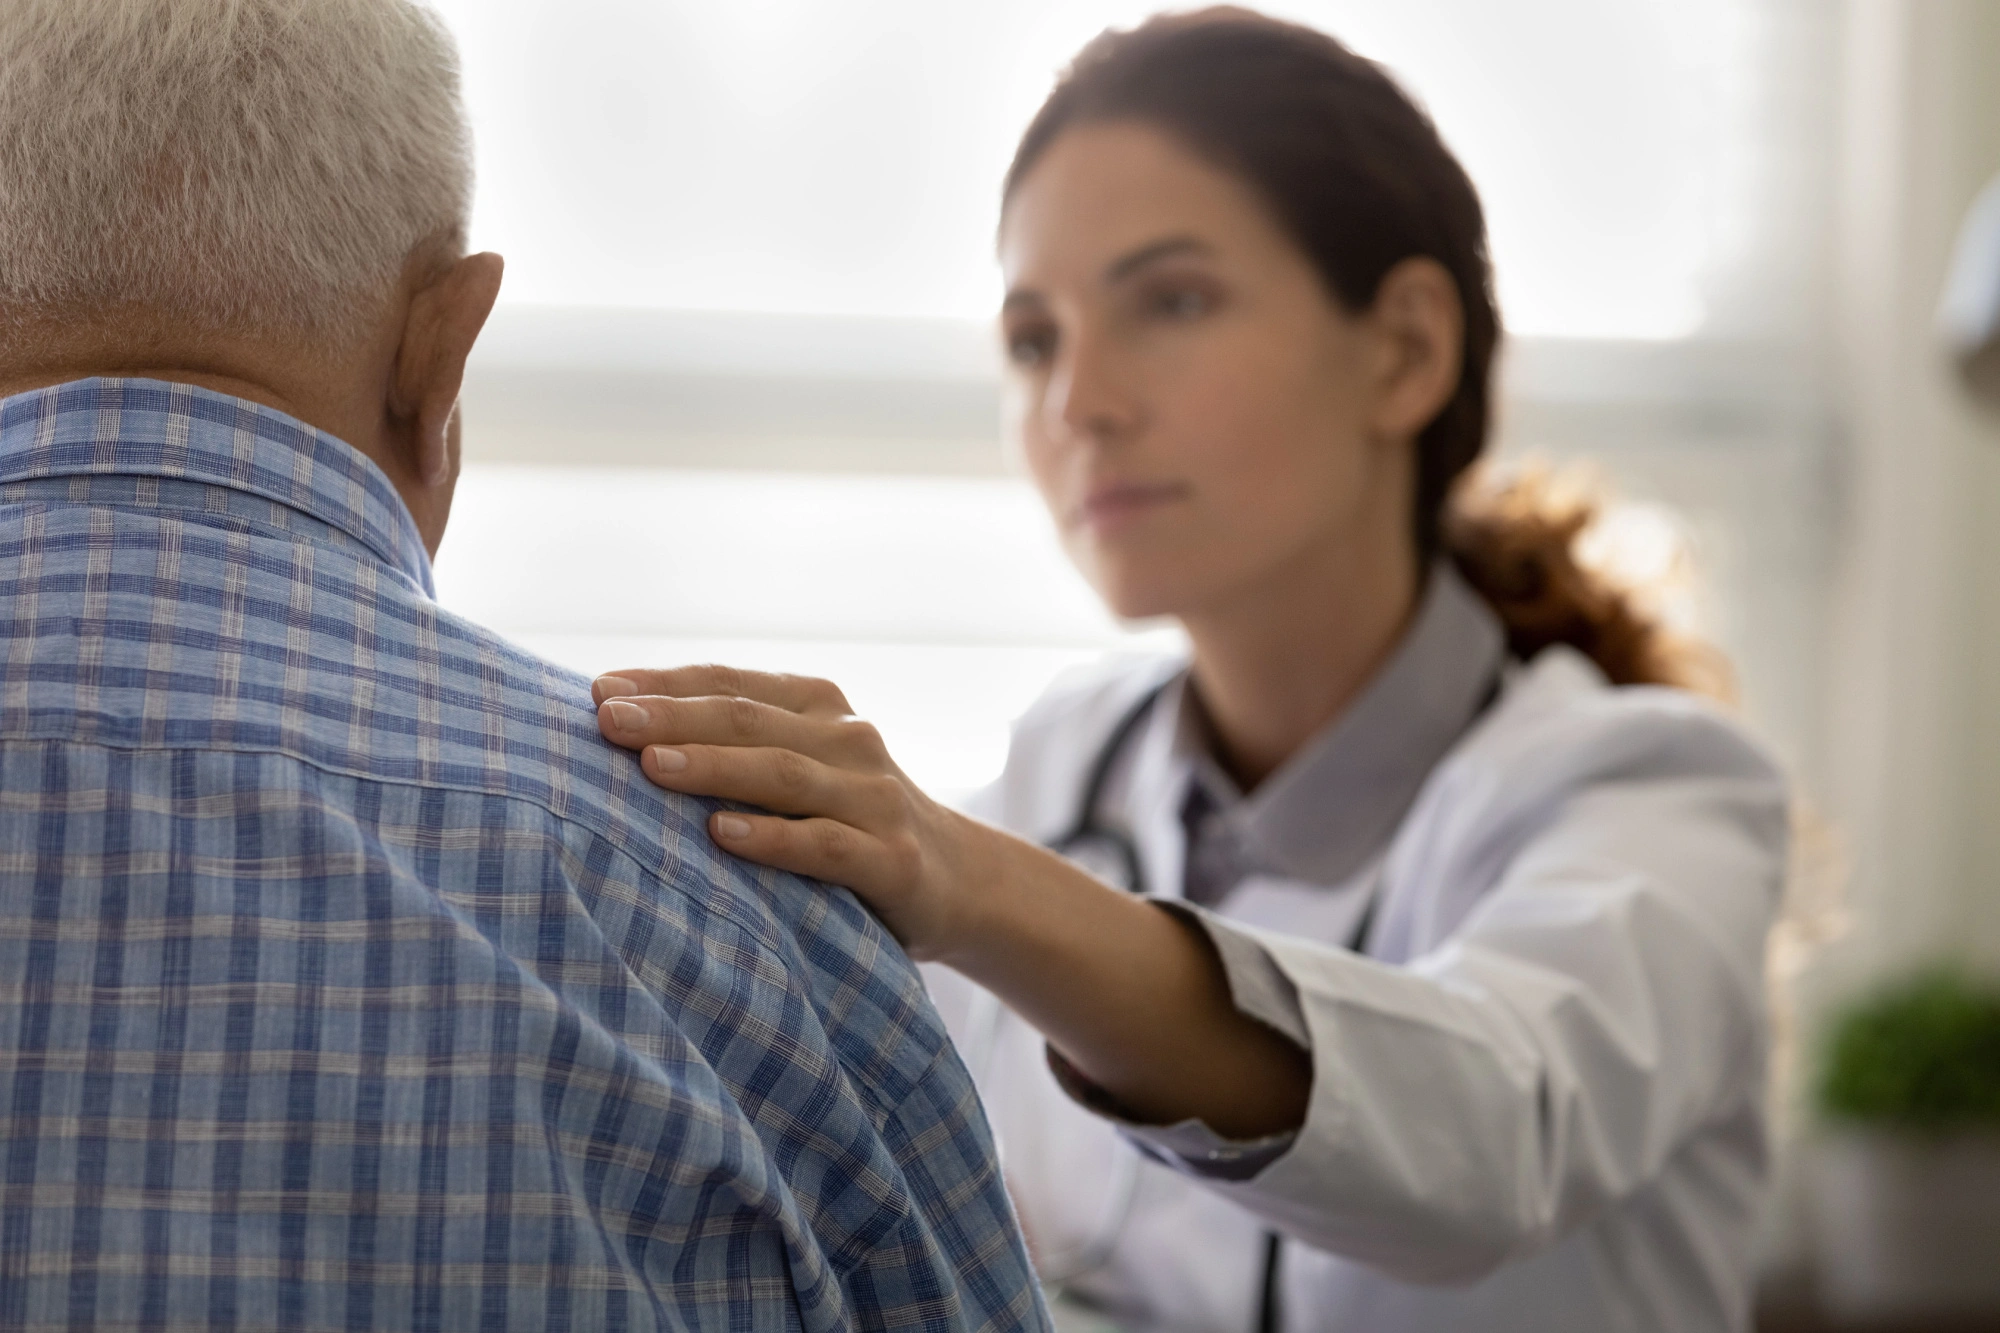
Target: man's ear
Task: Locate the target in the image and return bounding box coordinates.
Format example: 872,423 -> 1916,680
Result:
1364,256 -> 1464,442
390,251 -> 504,485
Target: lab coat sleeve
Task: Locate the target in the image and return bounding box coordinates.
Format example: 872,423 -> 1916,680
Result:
1179,718 -> 1785,1285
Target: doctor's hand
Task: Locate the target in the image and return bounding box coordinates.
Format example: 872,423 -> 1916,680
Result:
592,664 -> 1314,1140
589,665 -> 995,962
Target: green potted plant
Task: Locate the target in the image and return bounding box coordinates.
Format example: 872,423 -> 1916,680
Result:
1808,968 -> 2000,1318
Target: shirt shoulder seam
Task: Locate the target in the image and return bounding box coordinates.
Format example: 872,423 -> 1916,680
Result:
0,728 -> 789,949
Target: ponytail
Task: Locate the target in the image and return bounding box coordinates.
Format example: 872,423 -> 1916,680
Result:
1444,466 -> 1731,697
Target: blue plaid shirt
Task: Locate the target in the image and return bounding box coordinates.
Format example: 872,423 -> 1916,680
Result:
0,378 -> 1048,1333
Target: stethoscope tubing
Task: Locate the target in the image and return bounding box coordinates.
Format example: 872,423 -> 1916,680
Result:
986,675 -> 1289,1321
1044,678 -> 1175,898
976,658 -> 1501,1330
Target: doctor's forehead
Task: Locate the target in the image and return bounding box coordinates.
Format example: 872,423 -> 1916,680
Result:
997,121 -> 1282,296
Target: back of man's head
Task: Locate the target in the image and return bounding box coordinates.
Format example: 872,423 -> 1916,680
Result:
0,0 -> 470,346
0,0 -> 501,554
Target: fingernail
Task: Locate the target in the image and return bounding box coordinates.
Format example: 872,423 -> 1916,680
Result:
715,814 -> 752,840
604,699 -> 647,730
648,746 -> 688,773
595,675 -> 637,702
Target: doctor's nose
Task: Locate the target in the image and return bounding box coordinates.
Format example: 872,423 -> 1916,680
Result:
1043,329 -> 1144,449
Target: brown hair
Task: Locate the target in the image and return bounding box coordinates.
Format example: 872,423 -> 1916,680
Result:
1003,6 -> 1725,696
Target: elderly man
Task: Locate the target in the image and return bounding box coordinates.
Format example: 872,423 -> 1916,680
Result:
0,2 -> 1045,1330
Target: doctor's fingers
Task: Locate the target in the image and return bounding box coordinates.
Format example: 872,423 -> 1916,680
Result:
597,692 -> 893,769
703,811 -> 912,919
593,664 -> 852,717
638,741 -> 906,828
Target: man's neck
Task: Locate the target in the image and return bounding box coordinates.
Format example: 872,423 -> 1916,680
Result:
0,350 -> 440,555
0,365 -> 312,430
2,309 -> 402,471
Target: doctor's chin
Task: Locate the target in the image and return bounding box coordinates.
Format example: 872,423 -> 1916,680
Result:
3,3 -> 2000,1333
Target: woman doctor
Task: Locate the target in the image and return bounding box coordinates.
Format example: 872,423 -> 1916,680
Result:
591,10 -> 1789,1331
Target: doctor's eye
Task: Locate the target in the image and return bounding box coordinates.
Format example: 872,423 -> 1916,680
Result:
1140,278 -> 1222,323
1004,321 -> 1058,369
1154,289 -> 1208,319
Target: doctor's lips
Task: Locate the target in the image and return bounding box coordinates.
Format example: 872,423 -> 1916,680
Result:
1074,479 -> 1192,533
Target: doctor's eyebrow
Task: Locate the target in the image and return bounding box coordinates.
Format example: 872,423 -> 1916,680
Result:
1002,235 -> 1221,313
1104,235 -> 1217,283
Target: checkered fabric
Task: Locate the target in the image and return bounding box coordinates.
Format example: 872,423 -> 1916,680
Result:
0,378 -> 1048,1333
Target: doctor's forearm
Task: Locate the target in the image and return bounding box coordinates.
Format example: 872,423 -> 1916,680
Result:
940,827 -> 1311,1140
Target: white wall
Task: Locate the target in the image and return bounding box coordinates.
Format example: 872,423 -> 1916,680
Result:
1821,0 -> 2000,980
1754,5 -> 2000,1291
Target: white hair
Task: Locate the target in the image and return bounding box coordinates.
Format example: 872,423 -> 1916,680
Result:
0,0 -> 471,342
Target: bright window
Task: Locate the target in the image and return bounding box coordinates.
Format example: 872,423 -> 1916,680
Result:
434,467 -> 1180,803
431,0 -> 1815,340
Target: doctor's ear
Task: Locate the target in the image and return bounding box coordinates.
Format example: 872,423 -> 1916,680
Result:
390,250 -> 505,486
1361,257 -> 1465,443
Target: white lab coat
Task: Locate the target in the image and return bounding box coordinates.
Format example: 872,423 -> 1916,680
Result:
933,645 -> 1788,1333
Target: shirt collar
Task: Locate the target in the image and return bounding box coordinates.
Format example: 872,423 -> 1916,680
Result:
0,376 -> 434,595
1170,560 -> 1507,890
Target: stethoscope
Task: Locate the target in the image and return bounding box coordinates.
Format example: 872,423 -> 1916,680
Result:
969,675 -> 1378,1333
971,662 -> 1506,1333
1044,678 -> 1174,896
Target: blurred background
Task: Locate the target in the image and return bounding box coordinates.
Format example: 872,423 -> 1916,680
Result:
423,1 -> 2000,1325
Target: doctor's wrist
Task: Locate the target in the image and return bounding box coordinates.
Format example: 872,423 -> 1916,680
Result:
923,811 -> 1038,970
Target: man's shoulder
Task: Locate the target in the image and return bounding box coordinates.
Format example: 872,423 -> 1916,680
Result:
25,504 -> 691,882
5,506 -> 820,945
272,541 -> 898,972
349,568 -> 970,1112
6,505 -> 961,1103
293,558 -> 978,1123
